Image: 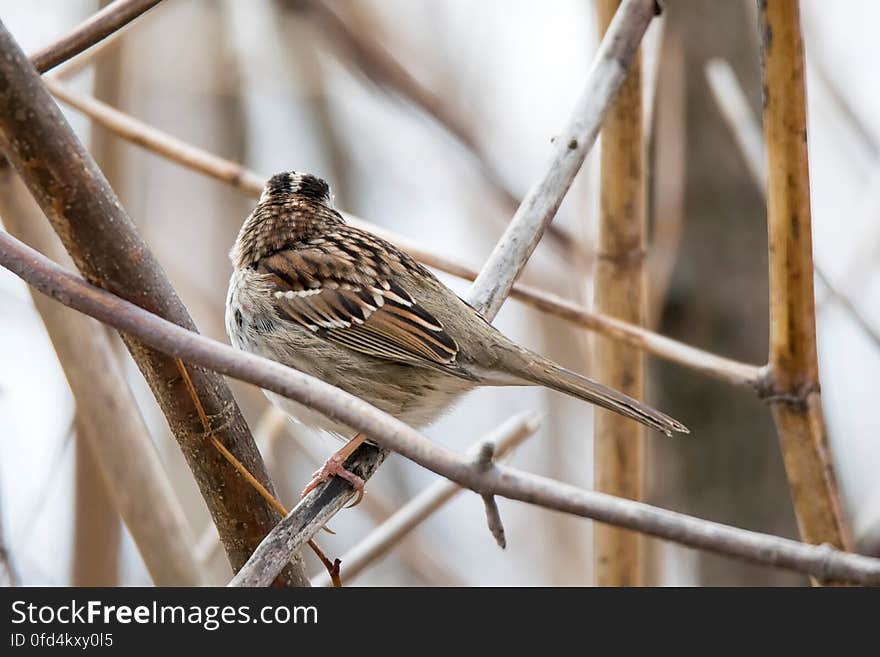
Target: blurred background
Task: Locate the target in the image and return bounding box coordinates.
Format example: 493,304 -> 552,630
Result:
1,0 -> 879,586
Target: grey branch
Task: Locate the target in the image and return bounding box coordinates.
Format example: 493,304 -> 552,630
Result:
466,0 -> 657,320
29,0 -> 164,73
481,494 -> 506,550
2,232 -> 880,586
474,442 -> 506,548
311,412 -> 540,586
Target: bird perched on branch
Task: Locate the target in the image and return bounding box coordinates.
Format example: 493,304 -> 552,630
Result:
226,172 -> 688,497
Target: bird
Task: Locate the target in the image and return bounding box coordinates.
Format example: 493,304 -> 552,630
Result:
226,171 -> 688,497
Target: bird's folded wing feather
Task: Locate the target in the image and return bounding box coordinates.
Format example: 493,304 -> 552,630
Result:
255,240 -> 465,373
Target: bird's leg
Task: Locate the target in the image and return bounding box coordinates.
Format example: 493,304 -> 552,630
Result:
302,432 -> 368,499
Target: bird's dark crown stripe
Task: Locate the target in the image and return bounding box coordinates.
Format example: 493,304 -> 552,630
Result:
265,172 -> 331,205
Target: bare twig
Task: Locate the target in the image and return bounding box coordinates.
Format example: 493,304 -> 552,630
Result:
0,166 -> 205,586
474,441 -> 507,549
466,0 -> 657,319
592,0 -> 647,586
311,412 -> 540,586
759,1 -> 850,557
706,58 -> 880,351
3,232 -> 879,585
0,21 -> 307,586
480,494 -> 506,549
44,78 -> 266,193
29,0 -> 163,74
44,78 -> 761,387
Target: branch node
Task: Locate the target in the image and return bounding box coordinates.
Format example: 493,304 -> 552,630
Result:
481,494 -> 507,549
814,542 -> 838,585
472,442 -> 506,548
474,441 -> 496,472
755,368 -> 820,408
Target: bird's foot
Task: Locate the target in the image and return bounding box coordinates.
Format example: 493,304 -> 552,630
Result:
301,453 -> 365,501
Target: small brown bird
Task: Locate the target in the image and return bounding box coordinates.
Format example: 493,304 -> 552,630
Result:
226,172 -> 688,495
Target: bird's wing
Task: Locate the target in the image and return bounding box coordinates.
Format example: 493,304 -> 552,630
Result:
255,234 -> 469,375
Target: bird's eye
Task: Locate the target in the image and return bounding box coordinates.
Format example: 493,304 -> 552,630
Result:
235,309 -> 244,329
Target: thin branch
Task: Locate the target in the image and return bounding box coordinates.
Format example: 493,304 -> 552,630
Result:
29,0 -> 163,74
759,1 -> 850,557
44,77 -> 266,193
705,58 -> 880,351
466,0 -> 657,319
44,77 -> 761,387
2,232 -> 879,586
0,21 -> 307,586
311,412 -> 540,586
0,166 -> 206,586
474,442 -> 507,549
51,25 -> 132,81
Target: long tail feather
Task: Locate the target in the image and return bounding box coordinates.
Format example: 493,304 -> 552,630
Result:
526,360 -> 689,436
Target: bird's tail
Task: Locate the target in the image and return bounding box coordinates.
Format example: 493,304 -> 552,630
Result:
491,346 -> 689,436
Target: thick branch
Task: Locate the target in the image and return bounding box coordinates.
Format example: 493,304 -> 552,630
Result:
759,1 -> 849,553
466,0 -> 657,319
2,232 -> 879,585
44,77 -> 760,387
0,167 -> 205,586
592,0 -> 646,587
29,0 -> 163,74
0,20 -> 307,586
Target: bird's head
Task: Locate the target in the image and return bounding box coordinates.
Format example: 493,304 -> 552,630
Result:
230,171 -> 340,269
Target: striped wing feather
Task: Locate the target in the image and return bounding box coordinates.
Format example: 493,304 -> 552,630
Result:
256,246 -> 460,370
